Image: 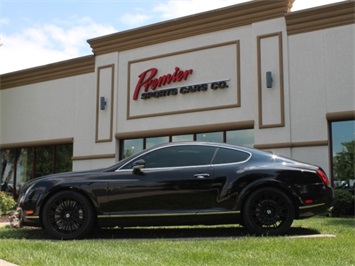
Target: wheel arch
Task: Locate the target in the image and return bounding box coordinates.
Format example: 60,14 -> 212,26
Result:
39,186 -> 99,227
237,179 -> 301,219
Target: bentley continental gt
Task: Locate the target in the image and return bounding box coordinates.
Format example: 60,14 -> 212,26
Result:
17,142 -> 333,239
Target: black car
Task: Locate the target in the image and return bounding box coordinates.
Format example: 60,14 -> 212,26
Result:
17,142 -> 333,239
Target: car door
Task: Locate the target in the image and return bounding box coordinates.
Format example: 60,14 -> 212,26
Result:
107,145 -> 217,215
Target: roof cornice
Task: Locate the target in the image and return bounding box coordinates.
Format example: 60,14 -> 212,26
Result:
286,0 -> 355,35
0,55 -> 95,90
88,0 -> 293,55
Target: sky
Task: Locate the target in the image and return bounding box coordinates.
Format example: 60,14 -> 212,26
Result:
0,0 -> 345,74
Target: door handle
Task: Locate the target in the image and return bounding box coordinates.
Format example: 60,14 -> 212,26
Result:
194,173 -> 210,179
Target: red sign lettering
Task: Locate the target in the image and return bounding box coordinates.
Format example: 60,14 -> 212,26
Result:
133,67 -> 193,100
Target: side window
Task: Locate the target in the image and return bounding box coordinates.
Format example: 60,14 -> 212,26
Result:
212,148 -> 250,164
126,145 -> 217,169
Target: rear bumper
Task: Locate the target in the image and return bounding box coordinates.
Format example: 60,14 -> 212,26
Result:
298,203 -> 331,218
297,186 -> 333,218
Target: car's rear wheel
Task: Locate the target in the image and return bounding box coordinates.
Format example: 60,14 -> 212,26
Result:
42,191 -> 94,240
242,187 -> 294,235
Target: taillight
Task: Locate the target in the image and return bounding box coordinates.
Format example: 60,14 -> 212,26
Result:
317,169 -> 331,187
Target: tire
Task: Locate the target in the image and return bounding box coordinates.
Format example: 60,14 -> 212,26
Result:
42,191 -> 94,240
242,187 -> 295,236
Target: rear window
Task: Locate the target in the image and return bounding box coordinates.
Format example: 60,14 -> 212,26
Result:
212,147 -> 250,164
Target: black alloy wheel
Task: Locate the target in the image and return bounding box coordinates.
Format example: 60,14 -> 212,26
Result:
242,187 -> 295,236
42,191 -> 94,240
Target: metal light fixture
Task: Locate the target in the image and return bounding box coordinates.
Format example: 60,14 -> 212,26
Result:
266,71 -> 273,88
100,96 -> 107,110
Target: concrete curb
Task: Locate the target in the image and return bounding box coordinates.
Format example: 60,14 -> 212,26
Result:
0,259 -> 18,266
287,234 -> 336,238
0,222 -> 9,228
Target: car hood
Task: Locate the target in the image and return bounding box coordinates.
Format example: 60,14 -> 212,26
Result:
40,168 -> 104,181
20,168 -> 105,195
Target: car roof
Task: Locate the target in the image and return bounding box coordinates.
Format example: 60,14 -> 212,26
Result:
151,141 -> 256,153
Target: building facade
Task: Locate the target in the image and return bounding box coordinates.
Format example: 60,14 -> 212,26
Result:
1,0 -> 354,198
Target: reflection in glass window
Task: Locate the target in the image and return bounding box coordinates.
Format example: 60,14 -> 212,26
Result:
331,120 -> 355,181
172,134 -> 194,142
196,132 -> 223,142
0,149 -> 16,194
55,145 -> 73,173
226,129 -> 254,148
123,139 -> 143,158
146,136 -> 169,149
35,146 -> 53,178
1,144 -> 72,198
16,148 -> 34,194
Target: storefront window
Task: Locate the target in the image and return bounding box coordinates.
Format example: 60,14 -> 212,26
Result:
35,146 -> 54,178
226,129 -> 254,148
0,149 -> 16,195
55,145 -> 73,173
16,148 -> 34,195
122,139 -> 144,158
196,132 -> 223,142
331,120 -> 355,182
146,136 -> 169,149
120,129 -> 254,160
0,144 -> 72,198
172,134 -> 194,142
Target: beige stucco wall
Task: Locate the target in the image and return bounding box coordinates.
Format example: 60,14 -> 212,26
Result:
287,23 -> 354,173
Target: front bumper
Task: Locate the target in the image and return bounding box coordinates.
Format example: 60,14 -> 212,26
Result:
17,207 -> 41,227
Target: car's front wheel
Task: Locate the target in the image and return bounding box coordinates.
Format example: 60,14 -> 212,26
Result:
42,190 -> 94,239
242,187 -> 295,235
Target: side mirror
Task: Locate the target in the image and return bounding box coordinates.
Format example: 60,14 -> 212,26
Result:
132,159 -> 145,174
